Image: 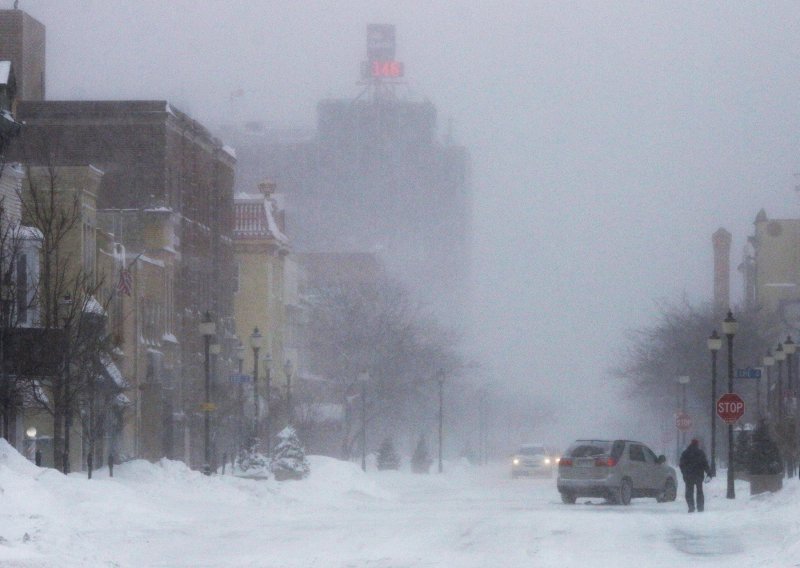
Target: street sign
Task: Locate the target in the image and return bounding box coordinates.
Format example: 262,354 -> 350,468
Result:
716,393 -> 745,424
229,373 -> 252,384
735,367 -> 762,380
676,412 -> 692,432
200,402 -> 217,412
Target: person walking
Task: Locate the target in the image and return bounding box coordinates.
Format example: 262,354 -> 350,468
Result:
679,439 -> 712,513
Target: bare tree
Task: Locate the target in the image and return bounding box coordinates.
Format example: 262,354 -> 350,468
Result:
306,273 -> 463,458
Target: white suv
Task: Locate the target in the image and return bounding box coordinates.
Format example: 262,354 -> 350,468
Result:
557,439 -> 677,505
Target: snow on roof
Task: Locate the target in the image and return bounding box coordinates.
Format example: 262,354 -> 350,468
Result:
101,353 -> 128,389
233,193 -> 289,246
222,144 -> 236,159
83,296 -> 107,316
0,61 -> 10,85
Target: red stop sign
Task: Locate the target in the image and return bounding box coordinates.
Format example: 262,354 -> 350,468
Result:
717,393 -> 746,424
676,412 -> 692,432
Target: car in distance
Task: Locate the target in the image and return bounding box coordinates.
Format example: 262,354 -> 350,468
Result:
557,439 -> 677,505
511,444 -> 556,478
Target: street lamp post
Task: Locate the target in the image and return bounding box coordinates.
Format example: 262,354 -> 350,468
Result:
722,310 -> 738,499
263,353 -> 272,455
358,371 -> 369,472
784,336 -> 796,478
708,330 -> 722,477
284,359 -> 294,427
236,342 -> 245,458
209,340 -> 220,471
678,376 -> 690,449
199,311 -> 216,475
249,328 -> 263,452
437,369 -> 445,474
762,349 -> 774,421
776,343 -> 786,423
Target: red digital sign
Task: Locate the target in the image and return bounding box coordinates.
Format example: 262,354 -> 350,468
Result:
363,60 -> 404,79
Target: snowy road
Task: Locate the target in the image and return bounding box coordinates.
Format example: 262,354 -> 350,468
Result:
1,448 -> 799,567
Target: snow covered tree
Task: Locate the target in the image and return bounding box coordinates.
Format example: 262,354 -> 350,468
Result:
271,426 -> 310,481
236,447 -> 270,479
411,434 -> 432,474
748,421 -> 782,475
376,437 -> 400,470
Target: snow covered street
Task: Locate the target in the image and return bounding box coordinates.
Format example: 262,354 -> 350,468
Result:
1,441 -> 799,567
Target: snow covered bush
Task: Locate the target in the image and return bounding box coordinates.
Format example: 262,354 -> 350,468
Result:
236,449 -> 271,479
377,437 -> 401,470
271,426 -> 310,481
748,420 -> 782,476
411,434 -> 432,474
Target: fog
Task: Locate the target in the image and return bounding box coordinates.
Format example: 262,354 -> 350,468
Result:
12,0 -> 800,449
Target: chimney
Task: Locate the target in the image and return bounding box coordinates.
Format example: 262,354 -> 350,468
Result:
713,228 -> 732,314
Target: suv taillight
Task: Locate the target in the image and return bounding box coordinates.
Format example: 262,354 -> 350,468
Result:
594,456 -> 617,467
558,458 -> 573,467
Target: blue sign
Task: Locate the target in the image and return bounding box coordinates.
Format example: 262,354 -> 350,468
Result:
735,367 -> 762,380
229,373 -> 252,384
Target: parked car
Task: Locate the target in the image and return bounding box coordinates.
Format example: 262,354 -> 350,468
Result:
557,439 -> 677,505
511,444 -> 556,478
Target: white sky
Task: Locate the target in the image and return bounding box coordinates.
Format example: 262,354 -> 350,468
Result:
9,0 -> 800,440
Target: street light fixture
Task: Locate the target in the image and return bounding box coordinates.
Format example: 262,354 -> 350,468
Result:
775,343 -> 786,423
249,327 -> 263,452
783,336 -> 795,420
437,369 -> 445,474
721,310 -> 738,499
235,340 -> 246,458
284,359 -> 294,427
358,371 -> 369,472
762,349 -> 774,420
707,330 -> 722,476
59,294 -> 73,474
199,311 -> 216,475
677,375 -> 690,450
263,352 -> 272,454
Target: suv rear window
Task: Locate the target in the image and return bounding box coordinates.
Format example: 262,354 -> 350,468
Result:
567,441 -> 613,457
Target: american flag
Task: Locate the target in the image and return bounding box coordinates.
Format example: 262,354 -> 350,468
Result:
117,269 -> 133,296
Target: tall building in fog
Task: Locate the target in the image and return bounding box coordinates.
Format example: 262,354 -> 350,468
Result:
221,24 -> 472,322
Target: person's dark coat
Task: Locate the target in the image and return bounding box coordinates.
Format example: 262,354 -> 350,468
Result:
679,441 -> 711,481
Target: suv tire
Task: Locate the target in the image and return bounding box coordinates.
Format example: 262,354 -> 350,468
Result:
657,478 -> 676,503
610,478 -> 632,505
560,492 -> 577,504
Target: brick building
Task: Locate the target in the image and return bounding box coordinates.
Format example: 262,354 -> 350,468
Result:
0,9 -> 45,102
10,100 -> 237,466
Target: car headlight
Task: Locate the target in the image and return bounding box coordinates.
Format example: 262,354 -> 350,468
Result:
513,458 -> 520,465
544,458 -> 551,465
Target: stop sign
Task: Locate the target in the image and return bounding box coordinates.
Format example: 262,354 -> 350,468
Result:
676,412 -> 692,431
717,393 -> 746,424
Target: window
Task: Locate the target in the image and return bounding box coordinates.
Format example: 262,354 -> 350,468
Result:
629,445 -> 646,462
644,447 -> 658,464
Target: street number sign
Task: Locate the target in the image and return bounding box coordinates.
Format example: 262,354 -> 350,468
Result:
716,393 -> 745,424
676,412 -> 692,432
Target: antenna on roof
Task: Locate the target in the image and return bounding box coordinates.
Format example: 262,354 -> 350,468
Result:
13,1 -> 19,9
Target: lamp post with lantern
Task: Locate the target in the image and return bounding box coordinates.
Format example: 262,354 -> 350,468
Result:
358,371 -> 369,472
263,352 -> 272,454
784,336 -> 796,478
437,369 -> 445,474
721,311 -> 738,499
199,312 -> 216,475
236,341 -> 246,457
284,359 -> 294,427
249,328 -> 263,450
763,349 -> 774,421
775,343 -> 786,422
708,330 -> 722,476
